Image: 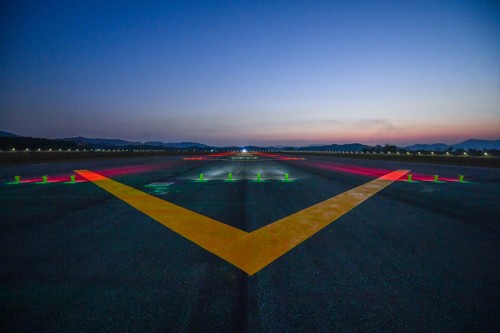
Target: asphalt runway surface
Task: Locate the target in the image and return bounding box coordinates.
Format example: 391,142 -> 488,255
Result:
1,153 -> 499,332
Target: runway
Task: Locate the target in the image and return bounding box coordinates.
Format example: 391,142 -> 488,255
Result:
1,153 -> 498,332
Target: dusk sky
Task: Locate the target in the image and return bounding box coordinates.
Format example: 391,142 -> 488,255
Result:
1,1 -> 499,146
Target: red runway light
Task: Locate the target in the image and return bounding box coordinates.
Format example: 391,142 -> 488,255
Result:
280,157 -> 304,160
96,163 -> 172,177
12,174 -> 88,183
302,161 -> 391,177
405,173 -> 457,182
184,157 -> 205,160
302,161 -> 458,182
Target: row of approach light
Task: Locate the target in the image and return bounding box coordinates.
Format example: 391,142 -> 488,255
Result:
6,175 -> 78,184
246,150 -> 487,156
5,173 -> 292,184
196,172 -> 292,182
244,150 -> 491,156
406,174 -> 465,183
5,148 -> 168,152
8,148 -> 89,152
5,149 -> 491,156
7,148 -> 96,152
6,173 -> 468,185
195,172 -> 468,183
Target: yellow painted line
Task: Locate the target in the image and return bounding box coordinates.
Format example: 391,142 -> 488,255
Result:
75,169 -> 409,275
74,170 -> 246,258
226,169 -> 409,274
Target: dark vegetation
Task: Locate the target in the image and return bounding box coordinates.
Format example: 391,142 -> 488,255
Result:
0,137 -> 211,152
0,137 -> 78,151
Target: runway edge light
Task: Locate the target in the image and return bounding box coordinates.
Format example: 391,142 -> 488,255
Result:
7,175 -> 21,184
65,175 -> 76,184
458,175 -> 464,183
433,174 -> 439,182
196,173 -> 207,182
225,173 -> 235,182
282,173 -> 292,182
256,172 -> 263,182
36,175 -> 48,184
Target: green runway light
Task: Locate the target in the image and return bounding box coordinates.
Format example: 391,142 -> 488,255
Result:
37,175 -> 48,184
407,174 -> 412,182
7,175 -> 21,184
433,174 -> 439,182
458,175 -> 464,183
225,173 -> 235,182
196,173 -> 207,182
253,172 -> 265,182
282,173 -> 292,182
65,175 -> 77,184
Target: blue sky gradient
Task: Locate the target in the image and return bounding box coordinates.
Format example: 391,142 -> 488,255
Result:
1,0 -> 499,145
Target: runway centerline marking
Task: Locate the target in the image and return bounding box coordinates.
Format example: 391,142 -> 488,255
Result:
75,169 -> 409,275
